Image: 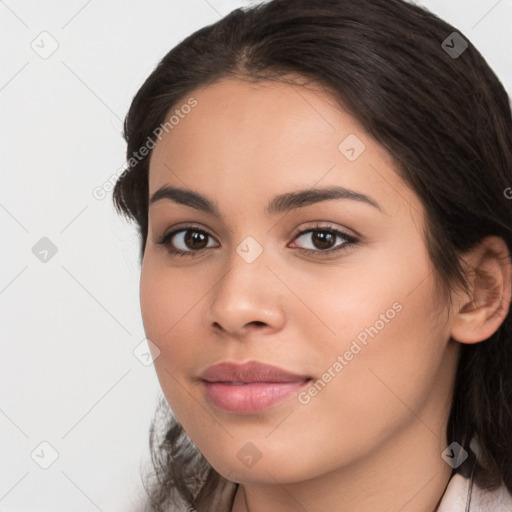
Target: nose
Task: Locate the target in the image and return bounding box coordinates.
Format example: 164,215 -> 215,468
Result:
207,246 -> 286,340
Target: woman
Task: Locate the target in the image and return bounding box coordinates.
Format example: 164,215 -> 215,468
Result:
113,0 -> 512,510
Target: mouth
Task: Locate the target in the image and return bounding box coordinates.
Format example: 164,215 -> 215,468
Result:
199,361 -> 312,414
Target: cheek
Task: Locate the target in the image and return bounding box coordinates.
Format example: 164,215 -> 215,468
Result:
139,259 -> 201,384
274,294 -> 450,480
299,275 -> 447,427
286,241 -> 448,427
284,236 -> 435,364
140,253 -> 206,340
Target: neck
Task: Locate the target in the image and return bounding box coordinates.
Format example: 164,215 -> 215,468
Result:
231,418 -> 454,512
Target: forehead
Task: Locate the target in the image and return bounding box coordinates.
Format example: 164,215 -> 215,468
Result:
147,77 -> 420,218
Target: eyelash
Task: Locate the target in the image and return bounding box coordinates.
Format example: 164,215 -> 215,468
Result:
156,222 -> 359,259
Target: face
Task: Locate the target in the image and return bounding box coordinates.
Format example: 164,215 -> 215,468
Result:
140,77 -> 459,484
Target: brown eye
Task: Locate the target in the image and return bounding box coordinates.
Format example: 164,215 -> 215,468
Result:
310,230 -> 336,250
291,226 -> 357,254
158,226 -> 218,256
182,229 -> 209,250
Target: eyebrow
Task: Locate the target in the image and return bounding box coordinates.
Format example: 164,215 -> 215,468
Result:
149,185 -> 382,215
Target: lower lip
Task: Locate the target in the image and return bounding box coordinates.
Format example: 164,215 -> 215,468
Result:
202,380 -> 310,414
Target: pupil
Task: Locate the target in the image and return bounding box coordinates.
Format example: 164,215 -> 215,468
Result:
313,231 -> 334,249
185,230 -> 207,249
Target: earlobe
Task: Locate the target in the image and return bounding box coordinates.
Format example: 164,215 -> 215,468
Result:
450,236 -> 512,345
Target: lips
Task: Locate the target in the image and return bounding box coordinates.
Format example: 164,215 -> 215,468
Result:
199,361 -> 311,414
199,361 -> 310,383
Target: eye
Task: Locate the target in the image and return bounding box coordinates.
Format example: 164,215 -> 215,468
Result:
156,224 -> 218,257
156,222 -> 359,258
289,224 -> 358,257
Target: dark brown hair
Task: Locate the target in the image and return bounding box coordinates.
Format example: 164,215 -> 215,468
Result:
112,0 -> 512,510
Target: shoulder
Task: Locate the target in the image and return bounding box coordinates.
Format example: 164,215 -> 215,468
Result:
471,477 -> 512,511
437,471 -> 512,511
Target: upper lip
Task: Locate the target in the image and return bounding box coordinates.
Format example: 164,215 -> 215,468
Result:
199,361 -> 311,383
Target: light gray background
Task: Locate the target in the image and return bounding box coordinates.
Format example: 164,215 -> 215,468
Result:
1,0 -> 511,510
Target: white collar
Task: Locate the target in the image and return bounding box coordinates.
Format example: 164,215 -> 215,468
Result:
437,471 -> 512,511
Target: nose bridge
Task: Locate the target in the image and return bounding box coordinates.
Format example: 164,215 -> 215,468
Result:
207,234 -> 284,335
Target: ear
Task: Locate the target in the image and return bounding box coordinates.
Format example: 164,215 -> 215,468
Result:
450,236 -> 512,344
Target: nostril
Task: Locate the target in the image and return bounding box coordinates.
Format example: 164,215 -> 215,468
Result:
249,321 -> 266,327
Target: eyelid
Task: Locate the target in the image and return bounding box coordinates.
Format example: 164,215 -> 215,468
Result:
160,223 -> 210,239
289,221 -> 359,243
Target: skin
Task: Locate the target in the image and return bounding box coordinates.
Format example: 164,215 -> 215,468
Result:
140,77 -> 511,512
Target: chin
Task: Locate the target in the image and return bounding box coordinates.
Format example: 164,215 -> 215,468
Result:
206,450 -> 316,485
